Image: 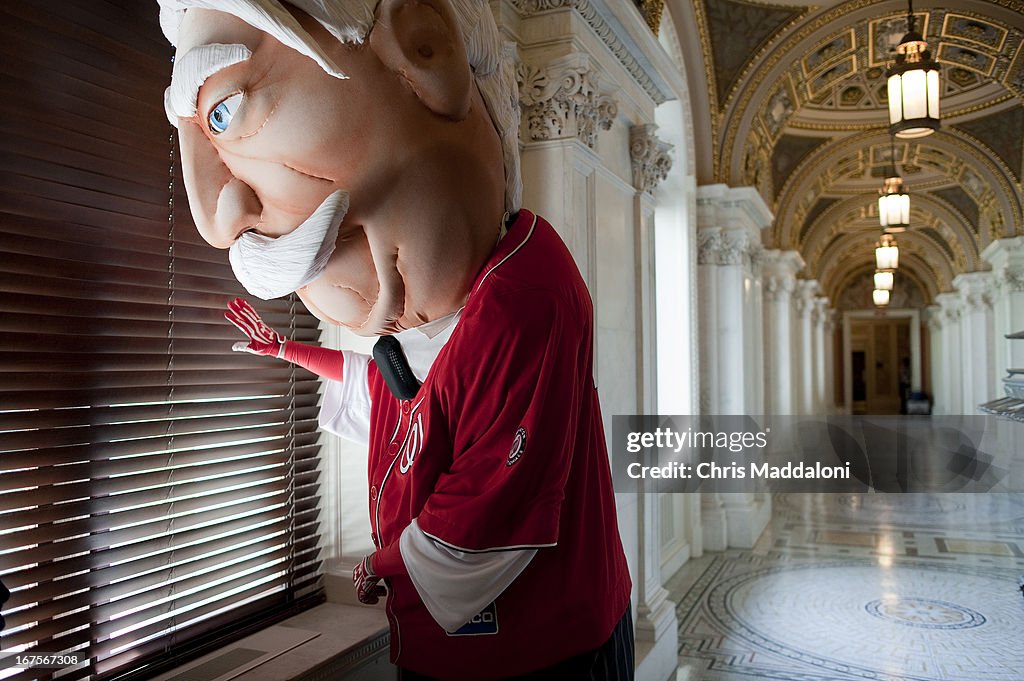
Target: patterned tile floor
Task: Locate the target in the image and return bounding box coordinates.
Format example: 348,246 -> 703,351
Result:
669,494 -> 1024,680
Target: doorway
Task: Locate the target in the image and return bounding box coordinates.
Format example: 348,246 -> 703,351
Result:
847,316 -> 911,414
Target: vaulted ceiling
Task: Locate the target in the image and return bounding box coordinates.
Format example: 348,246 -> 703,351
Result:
667,0 -> 1024,307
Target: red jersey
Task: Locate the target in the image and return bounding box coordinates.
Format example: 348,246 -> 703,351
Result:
363,210 -> 630,679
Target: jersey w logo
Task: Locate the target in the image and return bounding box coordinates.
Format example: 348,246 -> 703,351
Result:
399,412 -> 424,474
392,398 -> 426,475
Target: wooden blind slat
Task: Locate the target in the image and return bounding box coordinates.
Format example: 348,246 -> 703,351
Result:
0,1 -> 326,677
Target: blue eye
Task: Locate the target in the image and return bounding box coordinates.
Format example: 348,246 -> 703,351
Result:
208,93 -> 242,134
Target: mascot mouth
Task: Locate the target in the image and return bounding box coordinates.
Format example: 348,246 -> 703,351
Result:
228,190 -> 349,300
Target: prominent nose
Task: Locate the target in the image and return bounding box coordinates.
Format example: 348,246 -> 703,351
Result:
178,120 -> 262,249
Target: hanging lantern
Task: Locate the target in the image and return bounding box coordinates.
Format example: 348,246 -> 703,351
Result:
878,140 -> 910,233
873,289 -> 892,306
874,269 -> 895,291
876,234 -> 900,270
878,174 -> 910,233
886,0 -> 940,138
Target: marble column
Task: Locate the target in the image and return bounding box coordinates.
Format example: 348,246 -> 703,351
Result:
935,292 -> 963,415
982,237 -> 1024,387
926,305 -> 945,415
794,280 -> 819,415
823,310 -> 837,413
953,272 -> 996,413
696,185 -> 772,415
696,185 -> 772,552
762,250 -> 804,415
812,297 -> 829,413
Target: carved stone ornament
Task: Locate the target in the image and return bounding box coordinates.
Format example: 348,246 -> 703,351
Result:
629,124 -> 673,194
511,0 -> 671,104
794,282 -> 817,317
966,291 -> 995,310
516,54 -> 618,149
697,228 -> 724,265
763,274 -> 795,302
1005,266 -> 1024,293
697,226 -> 762,271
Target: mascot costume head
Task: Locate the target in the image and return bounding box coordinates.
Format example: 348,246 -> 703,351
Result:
158,0 -> 521,334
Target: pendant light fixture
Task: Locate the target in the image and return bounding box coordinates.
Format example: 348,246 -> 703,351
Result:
876,233 -> 900,270
873,288 -> 892,306
886,0 -> 940,138
874,269 -> 895,291
878,137 -> 910,233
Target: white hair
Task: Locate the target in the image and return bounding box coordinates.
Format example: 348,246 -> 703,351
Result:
158,0 -> 522,212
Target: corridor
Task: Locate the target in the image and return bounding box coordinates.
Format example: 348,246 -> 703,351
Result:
670,493 -> 1024,680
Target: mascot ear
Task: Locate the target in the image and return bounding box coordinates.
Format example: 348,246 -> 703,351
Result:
370,0 -> 472,120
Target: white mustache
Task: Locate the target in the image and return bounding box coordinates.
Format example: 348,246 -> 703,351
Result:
228,190 -> 349,300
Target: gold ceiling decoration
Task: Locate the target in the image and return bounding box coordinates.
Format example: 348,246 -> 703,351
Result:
634,0 -> 666,33
678,0 -> 1024,301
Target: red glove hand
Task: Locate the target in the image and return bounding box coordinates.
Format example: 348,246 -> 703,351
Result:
353,555 -> 387,605
224,297 -> 286,357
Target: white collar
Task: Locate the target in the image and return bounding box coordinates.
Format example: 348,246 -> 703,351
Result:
392,310 -> 462,383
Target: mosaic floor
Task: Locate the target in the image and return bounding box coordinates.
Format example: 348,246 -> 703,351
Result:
669,494 -> 1024,680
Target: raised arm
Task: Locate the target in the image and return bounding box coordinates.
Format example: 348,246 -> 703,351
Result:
224,297 -> 345,381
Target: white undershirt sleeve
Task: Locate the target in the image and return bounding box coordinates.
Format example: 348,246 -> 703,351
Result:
317,350 -> 371,444
399,518 -> 536,632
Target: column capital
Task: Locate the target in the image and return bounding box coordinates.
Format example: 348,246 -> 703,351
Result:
697,225 -> 762,269
794,280 -> 819,316
980,235 -> 1024,268
925,304 -> 944,331
825,309 -> 840,333
812,296 -> 829,325
935,291 -> 963,323
762,250 -> 803,303
953,271 -> 996,311
1005,267 -> 1024,293
764,274 -> 796,302
629,124 -> 673,195
761,249 -> 805,277
979,236 -> 1024,293
516,52 -> 618,150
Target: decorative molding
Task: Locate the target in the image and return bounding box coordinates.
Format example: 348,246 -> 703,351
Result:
794,280 -> 819,316
697,228 -> 724,266
697,226 -> 763,272
1005,266 -> 1024,293
763,274 -> 796,302
630,124 -> 673,194
968,291 -> 995,310
511,0 -> 673,104
516,54 -> 618,149
954,271 -> 997,310
926,305 -> 944,331
811,297 -> 828,326
824,310 -> 840,333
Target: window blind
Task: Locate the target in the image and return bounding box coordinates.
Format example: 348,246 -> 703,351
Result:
0,2 -> 325,679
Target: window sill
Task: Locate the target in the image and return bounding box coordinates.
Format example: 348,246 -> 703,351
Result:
153,596 -> 393,681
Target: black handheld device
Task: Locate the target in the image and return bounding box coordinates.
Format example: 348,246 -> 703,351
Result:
372,335 -> 422,401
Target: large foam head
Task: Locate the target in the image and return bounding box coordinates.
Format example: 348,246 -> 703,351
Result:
158,0 -> 522,212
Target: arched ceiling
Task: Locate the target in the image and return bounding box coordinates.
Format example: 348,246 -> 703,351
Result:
667,0 -> 1024,305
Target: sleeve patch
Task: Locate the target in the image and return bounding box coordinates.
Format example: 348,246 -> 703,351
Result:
506,426 -> 527,467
